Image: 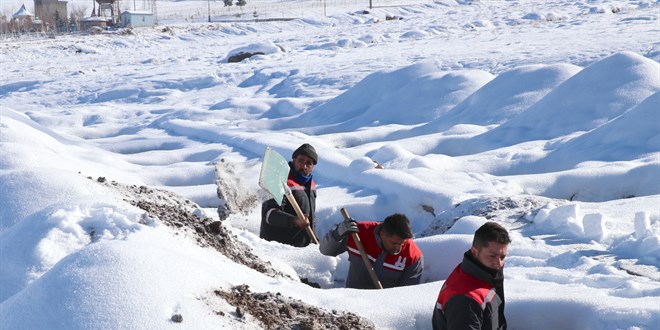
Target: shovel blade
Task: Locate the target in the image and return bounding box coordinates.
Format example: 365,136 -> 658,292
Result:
258,147 -> 290,206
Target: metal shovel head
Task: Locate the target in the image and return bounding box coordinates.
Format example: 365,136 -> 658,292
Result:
258,146 -> 290,206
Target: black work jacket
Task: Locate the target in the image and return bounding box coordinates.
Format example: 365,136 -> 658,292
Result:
259,166 -> 316,247
432,251 -> 506,330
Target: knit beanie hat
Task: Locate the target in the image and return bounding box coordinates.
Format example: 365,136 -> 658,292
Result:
292,143 -> 318,165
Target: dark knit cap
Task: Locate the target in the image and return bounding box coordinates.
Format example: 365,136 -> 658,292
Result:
292,143 -> 318,165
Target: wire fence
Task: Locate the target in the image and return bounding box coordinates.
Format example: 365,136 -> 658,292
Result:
0,0 -> 426,41
157,0 -> 425,22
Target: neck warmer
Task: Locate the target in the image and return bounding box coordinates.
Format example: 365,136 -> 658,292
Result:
289,162 -> 312,184
465,250 -> 506,305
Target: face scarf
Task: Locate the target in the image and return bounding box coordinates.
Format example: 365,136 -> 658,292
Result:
289,162 -> 312,184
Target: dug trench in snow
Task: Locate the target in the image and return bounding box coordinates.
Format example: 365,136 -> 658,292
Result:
214,284 -> 376,329
214,159 -> 323,288
92,176 -> 288,279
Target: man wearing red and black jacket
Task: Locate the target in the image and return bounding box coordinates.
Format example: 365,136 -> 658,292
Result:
320,213 -> 424,289
260,143 -> 318,247
432,222 -> 511,330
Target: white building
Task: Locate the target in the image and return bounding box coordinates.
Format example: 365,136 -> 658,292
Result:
119,11 -> 153,28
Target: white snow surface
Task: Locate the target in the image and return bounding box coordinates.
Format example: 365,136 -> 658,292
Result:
1,0 -> 659,329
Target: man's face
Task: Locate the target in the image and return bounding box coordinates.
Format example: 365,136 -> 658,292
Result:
471,241 -> 508,270
293,155 -> 315,176
379,231 -> 406,255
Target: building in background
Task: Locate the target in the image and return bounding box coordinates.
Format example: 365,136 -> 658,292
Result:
81,16 -> 107,30
119,11 -> 153,28
8,4 -> 46,32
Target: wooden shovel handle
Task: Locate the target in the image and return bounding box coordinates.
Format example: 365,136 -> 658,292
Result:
285,193 -> 319,244
340,208 -> 383,289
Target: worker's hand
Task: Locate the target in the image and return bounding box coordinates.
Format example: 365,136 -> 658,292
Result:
292,215 -> 310,228
335,218 -> 359,238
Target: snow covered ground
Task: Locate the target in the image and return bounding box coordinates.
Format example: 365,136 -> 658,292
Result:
1,0 -> 659,329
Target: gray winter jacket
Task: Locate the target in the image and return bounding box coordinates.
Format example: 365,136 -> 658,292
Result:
320,221 -> 424,289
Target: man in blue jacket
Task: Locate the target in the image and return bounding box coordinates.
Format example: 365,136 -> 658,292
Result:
260,143 -> 318,247
432,222 -> 511,330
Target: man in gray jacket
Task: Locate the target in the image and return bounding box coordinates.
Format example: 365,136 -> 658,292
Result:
320,213 -> 424,289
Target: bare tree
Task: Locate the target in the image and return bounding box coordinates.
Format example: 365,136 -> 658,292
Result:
0,13 -> 9,34
69,4 -> 89,31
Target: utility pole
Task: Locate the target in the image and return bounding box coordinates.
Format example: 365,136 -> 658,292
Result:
151,0 -> 158,24
208,0 -> 211,22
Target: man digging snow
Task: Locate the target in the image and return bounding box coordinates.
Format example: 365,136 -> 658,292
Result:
260,143 -> 319,247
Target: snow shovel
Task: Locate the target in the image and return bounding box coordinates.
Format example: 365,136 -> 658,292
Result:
258,146 -> 319,244
340,208 -> 383,289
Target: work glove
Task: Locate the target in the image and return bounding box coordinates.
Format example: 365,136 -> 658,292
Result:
334,218 -> 359,239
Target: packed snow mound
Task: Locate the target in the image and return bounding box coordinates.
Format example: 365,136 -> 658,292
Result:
0,108 -> 144,230
468,51 -> 660,152
539,91 -> 660,169
272,61 -> 441,130
288,68 -> 494,134
0,108 -> 76,170
0,197 -> 151,302
0,169 -> 104,230
0,107 -> 142,181
420,63 -> 581,132
0,234 -> 267,329
337,69 -> 494,129
264,51 -> 657,164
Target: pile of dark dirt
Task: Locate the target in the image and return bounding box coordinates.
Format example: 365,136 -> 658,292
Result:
93,177 -> 376,328
215,284 -> 376,330
93,176 -> 287,279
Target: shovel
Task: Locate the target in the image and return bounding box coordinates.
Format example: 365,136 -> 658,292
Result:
340,208 -> 383,289
258,146 -> 319,244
